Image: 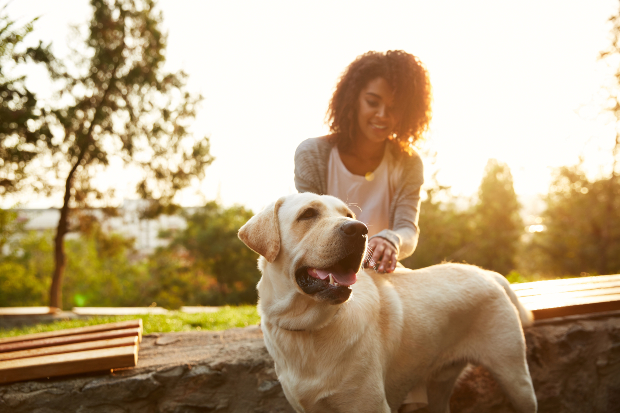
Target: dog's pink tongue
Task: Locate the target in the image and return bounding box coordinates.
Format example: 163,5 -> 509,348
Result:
308,268 -> 329,280
307,268 -> 357,286
332,271 -> 357,286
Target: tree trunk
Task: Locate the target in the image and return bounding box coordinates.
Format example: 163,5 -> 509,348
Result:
50,159 -> 82,309
50,204 -> 69,309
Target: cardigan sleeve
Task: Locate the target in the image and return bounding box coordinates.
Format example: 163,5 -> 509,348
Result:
371,152 -> 423,261
294,138 -> 326,195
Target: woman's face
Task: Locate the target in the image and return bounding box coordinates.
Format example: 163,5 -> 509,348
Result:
356,77 -> 397,145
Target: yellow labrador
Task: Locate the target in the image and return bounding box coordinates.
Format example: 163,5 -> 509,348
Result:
238,193 -> 536,413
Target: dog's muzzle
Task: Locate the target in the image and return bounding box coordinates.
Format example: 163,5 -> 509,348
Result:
295,220 -> 368,304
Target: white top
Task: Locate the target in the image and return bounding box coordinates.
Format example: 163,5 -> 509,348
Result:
327,146 -> 393,237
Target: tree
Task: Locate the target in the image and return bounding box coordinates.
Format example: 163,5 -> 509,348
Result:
405,160 -> 522,275
465,159 -> 523,275
0,209 -> 52,307
533,163 -> 620,276
0,5 -> 53,195
0,210 -> 152,308
402,174 -> 474,270
596,1 -> 620,274
2,0 -> 214,309
167,202 -> 261,305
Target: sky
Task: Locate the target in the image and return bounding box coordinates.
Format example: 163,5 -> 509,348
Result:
4,0 -> 619,213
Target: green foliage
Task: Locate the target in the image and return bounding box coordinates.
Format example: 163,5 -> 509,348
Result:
0,6 -> 52,195
0,227 -> 53,306
0,306 -> 260,337
465,159 -> 523,275
0,208 -> 21,251
141,248 -> 213,309
404,160 -> 523,276
0,201 -> 260,308
1,0 -> 215,308
0,260 -> 46,306
24,0 -> 215,208
61,222 -> 150,310
532,164 -> 620,276
0,210 -> 148,308
149,202 -> 261,307
401,176 -> 474,269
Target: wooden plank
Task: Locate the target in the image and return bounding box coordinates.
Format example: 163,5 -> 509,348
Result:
511,274 -> 620,292
0,307 -> 60,316
521,293 -> 620,311
514,279 -> 620,298
0,336 -> 138,362
0,328 -> 141,353
509,274 -> 620,320
518,287 -> 620,306
0,319 -> 142,345
0,344 -> 138,384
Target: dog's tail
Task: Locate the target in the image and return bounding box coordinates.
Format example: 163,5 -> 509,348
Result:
492,272 -> 534,327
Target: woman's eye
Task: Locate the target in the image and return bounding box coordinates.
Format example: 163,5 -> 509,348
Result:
299,209 -> 317,220
366,99 -> 379,107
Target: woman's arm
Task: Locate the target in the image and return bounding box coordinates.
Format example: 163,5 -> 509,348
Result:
369,153 -> 424,268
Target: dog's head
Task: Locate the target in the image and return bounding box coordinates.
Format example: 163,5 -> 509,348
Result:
238,193 -> 368,305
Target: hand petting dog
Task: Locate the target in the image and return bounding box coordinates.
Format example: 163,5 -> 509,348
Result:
365,236 -> 397,273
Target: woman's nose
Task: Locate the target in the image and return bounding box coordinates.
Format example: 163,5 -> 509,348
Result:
376,104 -> 389,119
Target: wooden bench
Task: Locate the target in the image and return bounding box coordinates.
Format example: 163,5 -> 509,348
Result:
511,273 -> 620,320
0,320 -> 142,384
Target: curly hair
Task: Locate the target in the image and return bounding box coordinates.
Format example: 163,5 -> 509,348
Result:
326,50 -> 432,155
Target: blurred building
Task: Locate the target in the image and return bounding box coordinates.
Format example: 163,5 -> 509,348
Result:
16,200 -> 189,255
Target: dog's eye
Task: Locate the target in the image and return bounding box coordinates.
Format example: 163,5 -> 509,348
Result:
346,213 -> 353,218
298,208 -> 317,220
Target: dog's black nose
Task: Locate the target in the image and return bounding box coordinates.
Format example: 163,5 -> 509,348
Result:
340,220 -> 368,237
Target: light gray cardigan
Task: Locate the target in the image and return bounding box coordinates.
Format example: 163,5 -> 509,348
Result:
294,137 -> 424,261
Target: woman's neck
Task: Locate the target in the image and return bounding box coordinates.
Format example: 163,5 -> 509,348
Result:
336,134 -> 387,176
340,134 -> 386,162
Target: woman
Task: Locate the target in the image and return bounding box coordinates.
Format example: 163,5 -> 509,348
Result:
294,50 -> 432,274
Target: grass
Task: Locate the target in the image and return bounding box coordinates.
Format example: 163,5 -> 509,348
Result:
0,305 -> 260,339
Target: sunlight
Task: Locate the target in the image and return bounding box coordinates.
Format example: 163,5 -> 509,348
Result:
528,224 -> 545,233
3,0 -> 618,214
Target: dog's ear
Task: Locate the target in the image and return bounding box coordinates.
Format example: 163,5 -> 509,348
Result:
238,197 -> 285,263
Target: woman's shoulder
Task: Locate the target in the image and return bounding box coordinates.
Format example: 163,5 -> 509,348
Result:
387,143 -> 423,170
296,135 -> 334,151
295,135 -> 335,159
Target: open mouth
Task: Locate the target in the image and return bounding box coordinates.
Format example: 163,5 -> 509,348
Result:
295,249 -> 364,302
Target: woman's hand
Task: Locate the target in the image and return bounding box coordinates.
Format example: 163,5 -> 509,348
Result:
366,237 -> 397,273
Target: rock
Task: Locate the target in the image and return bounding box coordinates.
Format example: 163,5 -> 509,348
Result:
1,313 -> 619,412
156,336 -> 181,346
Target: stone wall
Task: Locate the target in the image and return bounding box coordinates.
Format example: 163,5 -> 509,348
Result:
1,310 -> 619,413
452,311 -> 620,413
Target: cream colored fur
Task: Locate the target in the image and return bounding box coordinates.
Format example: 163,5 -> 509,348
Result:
239,193 -> 537,413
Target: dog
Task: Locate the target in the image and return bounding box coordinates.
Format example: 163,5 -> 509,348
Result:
238,192 -> 537,413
